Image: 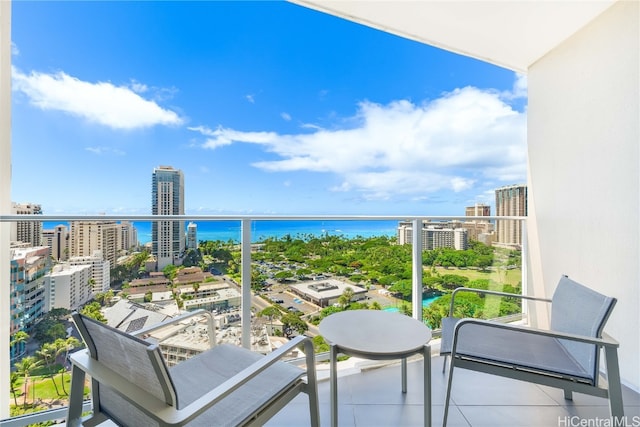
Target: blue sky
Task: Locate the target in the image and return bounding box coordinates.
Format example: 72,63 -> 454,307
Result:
10,1 -> 527,216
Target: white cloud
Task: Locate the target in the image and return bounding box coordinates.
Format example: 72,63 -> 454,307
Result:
246,94 -> 255,104
502,73 -> 527,100
85,146 -> 125,156
11,42 -> 19,56
12,67 -> 183,130
129,80 -> 148,93
191,77 -> 527,200
281,112 -> 292,121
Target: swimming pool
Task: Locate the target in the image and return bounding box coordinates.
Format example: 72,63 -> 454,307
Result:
384,296 -> 440,312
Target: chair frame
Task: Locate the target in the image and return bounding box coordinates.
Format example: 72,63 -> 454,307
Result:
441,286 -> 623,427
67,312 -> 320,427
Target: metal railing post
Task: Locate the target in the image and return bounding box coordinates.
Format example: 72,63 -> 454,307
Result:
241,219 -> 252,349
411,218 -> 423,321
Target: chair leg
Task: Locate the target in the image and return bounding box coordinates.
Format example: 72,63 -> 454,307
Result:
442,356 -> 456,427
604,346 -> 625,421
307,389 -> 320,427
442,355 -> 448,374
424,344 -> 432,427
66,365 -> 86,427
302,338 -> 320,427
563,389 -> 573,400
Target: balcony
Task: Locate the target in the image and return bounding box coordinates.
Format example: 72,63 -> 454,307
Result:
1,215 -> 638,426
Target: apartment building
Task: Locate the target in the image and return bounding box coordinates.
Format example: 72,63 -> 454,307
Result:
118,221 -> 138,251
152,166 -> 185,270
69,220 -> 119,269
9,245 -> 49,361
41,224 -> 70,261
10,202 -> 42,247
397,221 -> 469,250
186,222 -> 197,251
465,203 -> 490,218
44,263 -> 92,311
68,250 -> 111,294
495,184 -> 528,249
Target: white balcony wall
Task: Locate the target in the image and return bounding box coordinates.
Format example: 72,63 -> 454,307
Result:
527,0 -> 639,390
0,0 -> 11,418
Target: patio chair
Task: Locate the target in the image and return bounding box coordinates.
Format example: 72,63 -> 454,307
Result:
440,275 -> 623,426
66,311 -> 320,427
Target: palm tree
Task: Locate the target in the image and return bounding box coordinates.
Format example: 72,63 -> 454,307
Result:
10,371 -> 20,407
14,356 -> 42,408
10,331 -> 29,360
338,287 -> 354,309
36,342 -> 61,396
55,336 -> 81,395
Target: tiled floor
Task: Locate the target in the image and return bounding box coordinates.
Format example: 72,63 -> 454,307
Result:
265,355 -> 640,427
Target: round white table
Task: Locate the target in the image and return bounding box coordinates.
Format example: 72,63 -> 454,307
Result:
319,310 -> 432,427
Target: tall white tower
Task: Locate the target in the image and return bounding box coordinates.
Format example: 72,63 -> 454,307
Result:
151,166 -> 185,270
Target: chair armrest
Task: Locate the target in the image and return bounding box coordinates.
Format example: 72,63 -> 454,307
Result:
161,335 -> 316,426
448,287 -> 551,316
451,318 -> 620,355
71,336 -> 316,427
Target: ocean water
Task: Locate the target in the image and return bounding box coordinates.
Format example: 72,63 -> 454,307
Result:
45,220 -> 399,245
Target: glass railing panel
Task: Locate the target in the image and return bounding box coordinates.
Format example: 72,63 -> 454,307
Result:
417,218 -> 526,334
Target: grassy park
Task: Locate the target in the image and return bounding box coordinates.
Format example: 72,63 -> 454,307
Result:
432,266 -> 522,288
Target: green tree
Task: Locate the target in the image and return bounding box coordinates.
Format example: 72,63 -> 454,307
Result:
55,337 -> 81,395
258,306 -> 282,332
10,331 -> 29,357
312,335 -> 330,353
80,302 -> 107,322
337,287 -> 354,309
10,371 -> 20,407
163,264 -> 179,281
36,342 -> 61,396
14,356 -> 42,407
281,313 -> 308,336
274,270 -> 294,282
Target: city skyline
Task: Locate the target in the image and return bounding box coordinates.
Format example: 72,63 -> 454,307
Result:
10,2 -> 527,217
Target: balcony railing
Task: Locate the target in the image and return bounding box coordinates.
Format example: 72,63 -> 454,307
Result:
0,214 -> 526,426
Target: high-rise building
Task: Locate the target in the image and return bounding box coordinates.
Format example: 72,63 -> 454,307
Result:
119,221 -> 138,250
465,203 -> 491,218
42,224 -> 70,261
495,184 -> 528,248
152,166 -> 185,270
11,202 -> 42,247
186,222 -> 197,251
69,250 -> 111,294
10,245 -> 50,361
69,220 -> 119,268
397,221 -> 468,250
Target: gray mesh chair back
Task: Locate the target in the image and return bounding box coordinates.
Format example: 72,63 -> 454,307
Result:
550,275 -> 616,385
72,312 -> 177,426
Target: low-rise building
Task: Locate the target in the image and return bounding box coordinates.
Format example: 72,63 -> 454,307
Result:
182,287 -> 241,312
289,279 -> 367,308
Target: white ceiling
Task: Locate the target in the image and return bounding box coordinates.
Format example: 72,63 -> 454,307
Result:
289,0 -> 617,73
